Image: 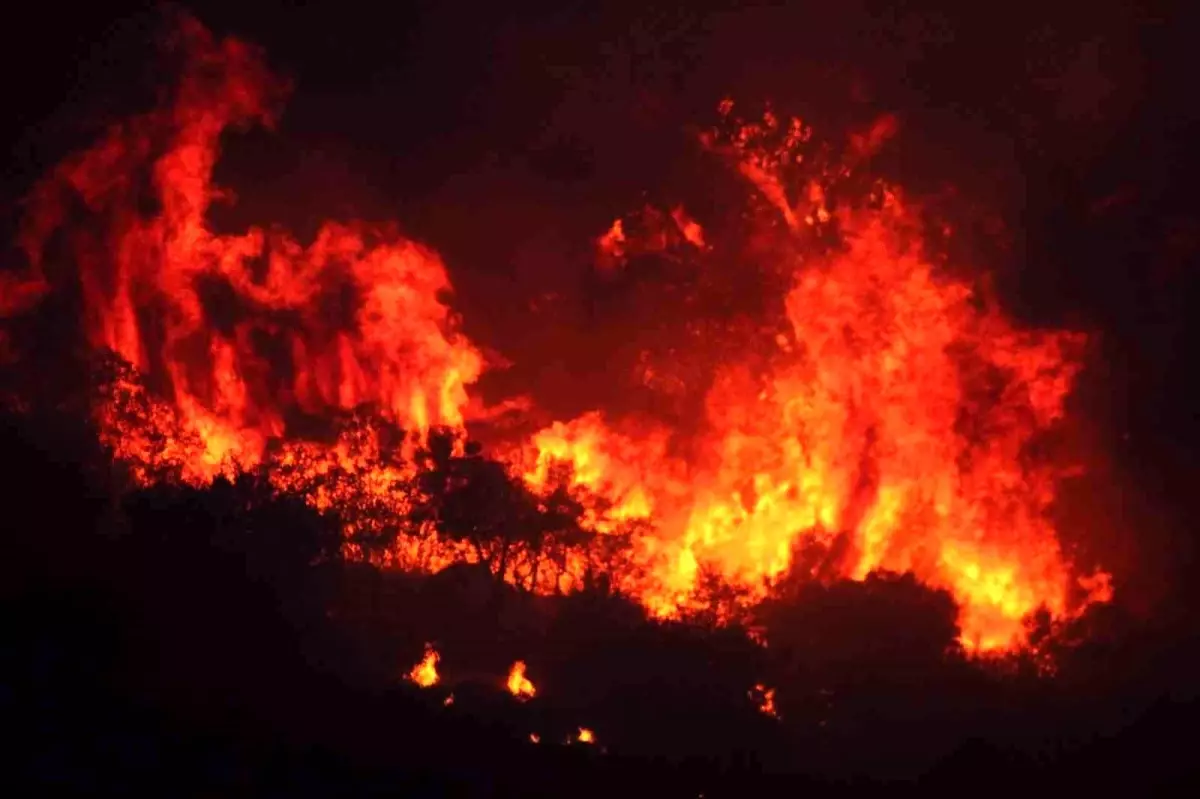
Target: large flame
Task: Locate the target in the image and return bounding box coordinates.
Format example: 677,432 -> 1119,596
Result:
522,192 -> 1108,649
14,16 -> 481,484
513,104 -> 1113,651
0,17 -> 1111,655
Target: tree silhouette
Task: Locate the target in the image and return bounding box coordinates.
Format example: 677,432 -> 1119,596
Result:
264,411 -> 414,559
524,467 -> 588,591
760,570 -> 961,678
410,430 -> 542,581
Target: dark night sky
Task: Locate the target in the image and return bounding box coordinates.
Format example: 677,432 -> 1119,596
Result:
3,1 -> 1199,565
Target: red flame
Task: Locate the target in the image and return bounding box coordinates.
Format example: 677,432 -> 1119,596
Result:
408,643 -> 440,688
506,661 -> 536,701
515,105 -> 1112,651
14,17 -> 480,484
0,17 -> 1112,656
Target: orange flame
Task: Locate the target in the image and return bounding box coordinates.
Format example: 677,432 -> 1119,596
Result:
506,661 -> 536,701
594,204 -> 707,274
513,105 -> 1113,652
752,684 -> 779,719
0,20 -> 1114,660
408,644 -> 440,688
595,219 -> 627,272
11,16 -> 481,485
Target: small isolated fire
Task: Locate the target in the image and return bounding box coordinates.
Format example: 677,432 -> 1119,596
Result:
0,14 -> 1115,660
575,728 -> 596,745
752,684 -> 779,719
506,661 -> 536,701
408,644 -> 440,688
594,204 -> 707,273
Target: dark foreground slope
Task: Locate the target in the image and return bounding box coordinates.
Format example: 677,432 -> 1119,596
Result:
1,408 -> 1198,797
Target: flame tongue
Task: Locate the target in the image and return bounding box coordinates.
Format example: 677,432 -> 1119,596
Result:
506,661 -> 536,700
408,644 -> 440,687
17,17 -> 481,484
519,108 -> 1110,652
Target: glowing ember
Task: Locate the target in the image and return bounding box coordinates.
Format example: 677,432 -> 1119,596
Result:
595,219 -> 626,271
594,204 -> 708,274
576,727 -> 596,744
408,644 -> 440,688
506,661 -> 536,701
529,733 -> 541,744
752,684 -> 779,719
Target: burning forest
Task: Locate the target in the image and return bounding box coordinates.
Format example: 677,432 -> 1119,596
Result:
3,6 -> 1195,795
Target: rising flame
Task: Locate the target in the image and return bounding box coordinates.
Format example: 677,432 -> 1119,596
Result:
516,105 -> 1112,651
12,16 -> 481,485
506,661 -> 536,701
408,644 -> 440,688
0,17 -> 1112,657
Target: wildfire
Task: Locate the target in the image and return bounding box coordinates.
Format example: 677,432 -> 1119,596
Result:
0,15 -> 1114,658
506,661 -> 536,701
408,644 -> 440,688
513,106 -> 1113,651
10,15 -> 482,486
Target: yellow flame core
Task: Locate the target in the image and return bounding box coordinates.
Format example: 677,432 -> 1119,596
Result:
408,644 -> 439,688
506,661 -> 536,701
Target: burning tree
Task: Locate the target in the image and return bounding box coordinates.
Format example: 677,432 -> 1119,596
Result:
410,431 -> 543,581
